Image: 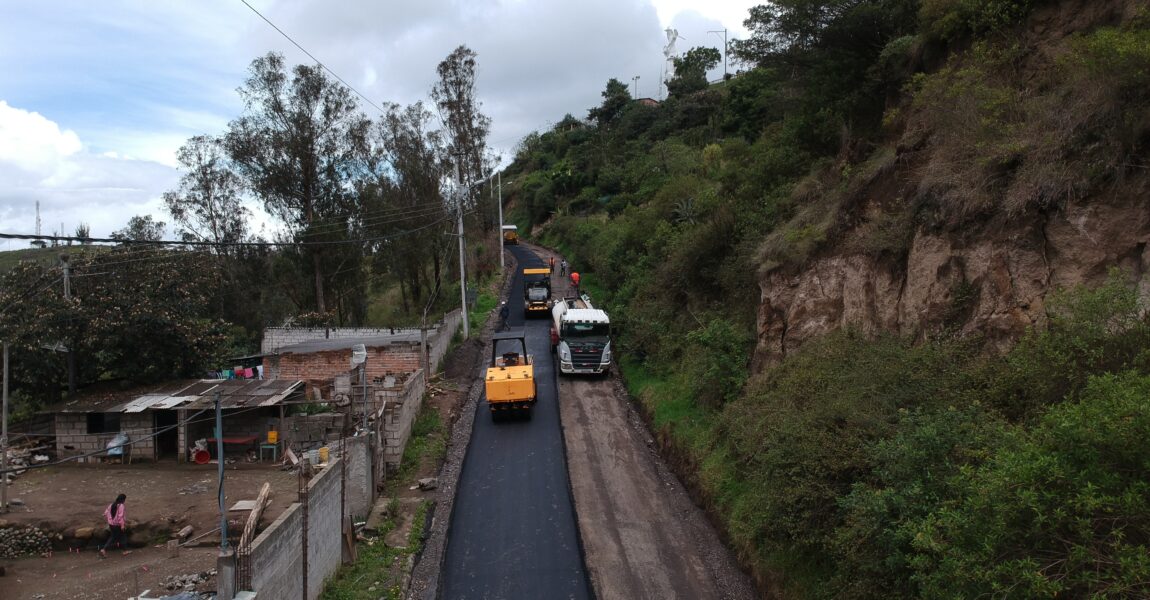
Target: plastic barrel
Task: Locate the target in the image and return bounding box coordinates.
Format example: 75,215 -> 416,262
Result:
193,449 -> 211,464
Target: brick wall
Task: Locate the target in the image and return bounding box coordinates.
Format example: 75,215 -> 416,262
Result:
260,309 -> 462,385
54,413 -> 155,462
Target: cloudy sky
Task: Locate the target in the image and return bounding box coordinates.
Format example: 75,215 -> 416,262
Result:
0,0 -> 757,245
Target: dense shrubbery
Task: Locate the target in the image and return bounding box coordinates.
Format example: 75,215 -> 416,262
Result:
644,278 -> 1150,597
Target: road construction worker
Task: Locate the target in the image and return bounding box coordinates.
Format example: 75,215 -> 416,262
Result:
570,271 -> 580,293
499,301 -> 509,330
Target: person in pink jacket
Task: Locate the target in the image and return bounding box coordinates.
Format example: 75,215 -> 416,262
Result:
99,493 -> 127,557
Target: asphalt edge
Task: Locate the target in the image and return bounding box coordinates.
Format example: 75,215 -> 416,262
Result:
406,252 -> 517,600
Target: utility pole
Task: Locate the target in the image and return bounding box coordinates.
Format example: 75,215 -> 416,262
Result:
455,160 -> 470,339
2,341 -> 9,513
61,254 -> 75,395
632,75 -> 640,98
215,390 -> 236,600
497,172 -> 504,273
709,29 -> 729,80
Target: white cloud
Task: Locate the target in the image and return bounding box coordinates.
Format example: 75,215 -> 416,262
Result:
0,0 -> 762,240
0,101 -> 83,173
0,102 -> 177,238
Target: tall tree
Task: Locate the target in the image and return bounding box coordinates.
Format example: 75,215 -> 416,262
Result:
431,45 -> 493,230
367,102 -> 451,311
224,52 -> 374,316
164,135 -> 249,253
667,47 -> 722,98
588,78 -> 632,127
111,215 -> 166,241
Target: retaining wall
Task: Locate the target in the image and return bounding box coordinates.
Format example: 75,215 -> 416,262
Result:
248,434 -> 373,600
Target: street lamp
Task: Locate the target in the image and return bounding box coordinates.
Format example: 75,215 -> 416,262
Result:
631,75 -> 640,98
498,172 -> 504,272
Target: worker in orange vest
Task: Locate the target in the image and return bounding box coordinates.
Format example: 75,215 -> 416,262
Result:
570,271 -> 580,292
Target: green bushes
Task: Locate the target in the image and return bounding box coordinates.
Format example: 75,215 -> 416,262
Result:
912,372 -> 1150,597
920,0 -> 1040,41
622,276 -> 1150,597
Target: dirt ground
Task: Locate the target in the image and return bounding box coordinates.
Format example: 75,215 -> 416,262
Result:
1,462 -> 300,599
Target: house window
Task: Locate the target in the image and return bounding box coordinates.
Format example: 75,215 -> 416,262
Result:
87,413 -> 121,434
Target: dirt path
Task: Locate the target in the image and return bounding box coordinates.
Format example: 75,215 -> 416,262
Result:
3,545 -> 221,600
559,375 -> 756,600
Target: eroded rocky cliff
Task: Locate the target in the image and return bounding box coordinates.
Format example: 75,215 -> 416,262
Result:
755,0 -> 1148,367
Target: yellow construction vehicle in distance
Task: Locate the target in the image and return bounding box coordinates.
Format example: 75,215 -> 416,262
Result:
485,331 -> 536,421
522,267 -> 552,316
501,224 -> 519,245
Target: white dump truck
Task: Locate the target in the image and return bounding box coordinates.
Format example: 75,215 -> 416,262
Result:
550,294 -> 611,375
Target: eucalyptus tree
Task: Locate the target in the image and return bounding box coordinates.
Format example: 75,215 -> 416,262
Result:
163,135 -> 249,253
365,102 -> 451,312
224,52 -> 375,317
431,45 -> 494,230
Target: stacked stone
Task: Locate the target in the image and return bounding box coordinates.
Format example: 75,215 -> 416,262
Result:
0,525 -> 52,558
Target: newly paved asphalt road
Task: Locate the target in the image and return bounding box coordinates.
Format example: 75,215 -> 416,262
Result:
440,244 -> 592,599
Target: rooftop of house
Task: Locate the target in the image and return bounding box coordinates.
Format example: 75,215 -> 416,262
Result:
43,378 -> 305,414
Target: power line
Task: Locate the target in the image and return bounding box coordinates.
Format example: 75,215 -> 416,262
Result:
239,0 -> 386,116
0,214 -> 458,248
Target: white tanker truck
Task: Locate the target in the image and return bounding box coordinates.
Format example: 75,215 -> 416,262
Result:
549,294 -> 611,375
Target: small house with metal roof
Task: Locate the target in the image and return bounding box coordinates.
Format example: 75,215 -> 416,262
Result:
45,378 -> 304,463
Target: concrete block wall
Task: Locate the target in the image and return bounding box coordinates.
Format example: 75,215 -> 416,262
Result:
428,309 -> 462,375
282,413 -> 346,448
307,456 -> 343,600
379,369 -> 426,469
261,326 -> 425,354
249,499 -> 303,600
248,450 -> 361,600
340,436 -> 373,520
54,413 -> 155,461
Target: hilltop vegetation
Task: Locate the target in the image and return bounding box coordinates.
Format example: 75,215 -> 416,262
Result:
506,0 -> 1150,595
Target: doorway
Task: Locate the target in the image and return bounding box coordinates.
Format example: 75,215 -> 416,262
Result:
154,410 -> 179,459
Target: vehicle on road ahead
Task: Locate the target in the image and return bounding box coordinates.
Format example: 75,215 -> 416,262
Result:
550,294 -> 611,375
523,267 -> 552,316
485,331 -> 537,420
501,224 -> 519,244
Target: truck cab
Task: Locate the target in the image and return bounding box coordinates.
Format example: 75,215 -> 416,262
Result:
550,295 -> 612,375
501,224 -> 519,245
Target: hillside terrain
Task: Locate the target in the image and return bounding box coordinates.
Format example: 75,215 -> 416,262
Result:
502,0 -> 1150,596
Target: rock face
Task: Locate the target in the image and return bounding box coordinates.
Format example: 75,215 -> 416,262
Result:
755,193 -> 1150,367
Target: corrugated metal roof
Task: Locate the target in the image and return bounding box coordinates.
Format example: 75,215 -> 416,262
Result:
47,379 -> 304,413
